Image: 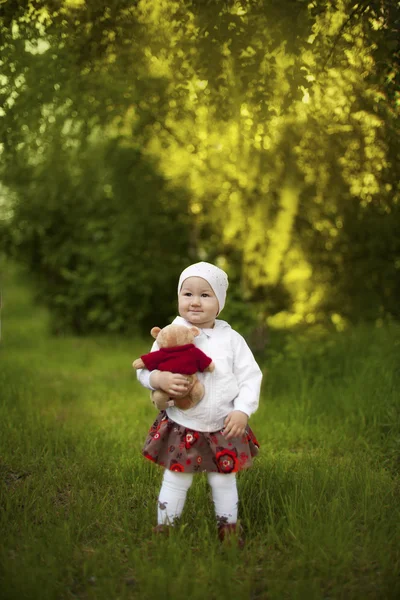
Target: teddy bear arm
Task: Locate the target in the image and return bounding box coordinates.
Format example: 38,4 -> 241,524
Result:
205,361 -> 215,372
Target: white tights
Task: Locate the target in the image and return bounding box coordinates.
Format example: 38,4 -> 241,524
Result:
157,470 -> 238,526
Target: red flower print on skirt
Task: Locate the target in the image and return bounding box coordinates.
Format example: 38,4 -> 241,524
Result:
215,447 -> 239,473
170,461 -> 185,472
142,411 -> 259,473
184,430 -> 199,449
143,451 -> 156,463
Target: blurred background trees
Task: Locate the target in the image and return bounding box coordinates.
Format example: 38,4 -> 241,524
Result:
1,0 -> 399,336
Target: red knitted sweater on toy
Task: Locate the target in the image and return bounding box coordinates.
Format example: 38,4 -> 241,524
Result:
140,344 -> 212,374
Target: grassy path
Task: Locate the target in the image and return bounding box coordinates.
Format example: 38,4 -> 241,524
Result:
1,262 -> 399,599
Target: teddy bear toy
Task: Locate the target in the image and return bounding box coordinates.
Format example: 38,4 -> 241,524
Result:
132,323 -> 215,411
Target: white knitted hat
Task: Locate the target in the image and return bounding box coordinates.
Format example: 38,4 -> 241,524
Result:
177,262 -> 229,313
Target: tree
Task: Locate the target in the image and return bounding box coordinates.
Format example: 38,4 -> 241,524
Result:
1,0 -> 399,334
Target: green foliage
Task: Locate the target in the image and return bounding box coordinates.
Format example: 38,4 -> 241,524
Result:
4,141 -> 191,333
0,0 -> 399,333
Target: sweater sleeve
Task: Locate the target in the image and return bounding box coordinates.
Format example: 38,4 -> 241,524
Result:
193,347 -> 213,372
231,331 -> 263,418
140,349 -> 163,371
136,340 -> 159,390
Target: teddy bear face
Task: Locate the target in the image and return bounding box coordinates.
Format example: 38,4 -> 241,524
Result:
151,324 -> 200,347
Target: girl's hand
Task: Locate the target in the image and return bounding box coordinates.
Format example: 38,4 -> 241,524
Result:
222,410 -> 248,440
150,371 -> 192,398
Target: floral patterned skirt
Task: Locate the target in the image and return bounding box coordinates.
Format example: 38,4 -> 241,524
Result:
142,411 -> 260,474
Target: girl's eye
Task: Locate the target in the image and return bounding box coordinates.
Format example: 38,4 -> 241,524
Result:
184,292 -> 192,296
201,293 -> 210,297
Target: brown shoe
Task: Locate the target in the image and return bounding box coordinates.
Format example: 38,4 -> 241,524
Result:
152,524 -> 170,536
217,523 -> 245,549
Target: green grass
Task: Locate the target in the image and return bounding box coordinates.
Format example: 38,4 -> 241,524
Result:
1,261 -> 400,599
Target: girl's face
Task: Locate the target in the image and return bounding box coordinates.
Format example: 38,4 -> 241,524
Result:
178,277 -> 219,329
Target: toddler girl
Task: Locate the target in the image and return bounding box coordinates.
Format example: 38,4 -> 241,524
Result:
136,262 -> 262,543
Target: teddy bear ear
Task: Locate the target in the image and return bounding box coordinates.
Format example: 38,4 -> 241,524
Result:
189,326 -> 201,337
151,327 -> 161,339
